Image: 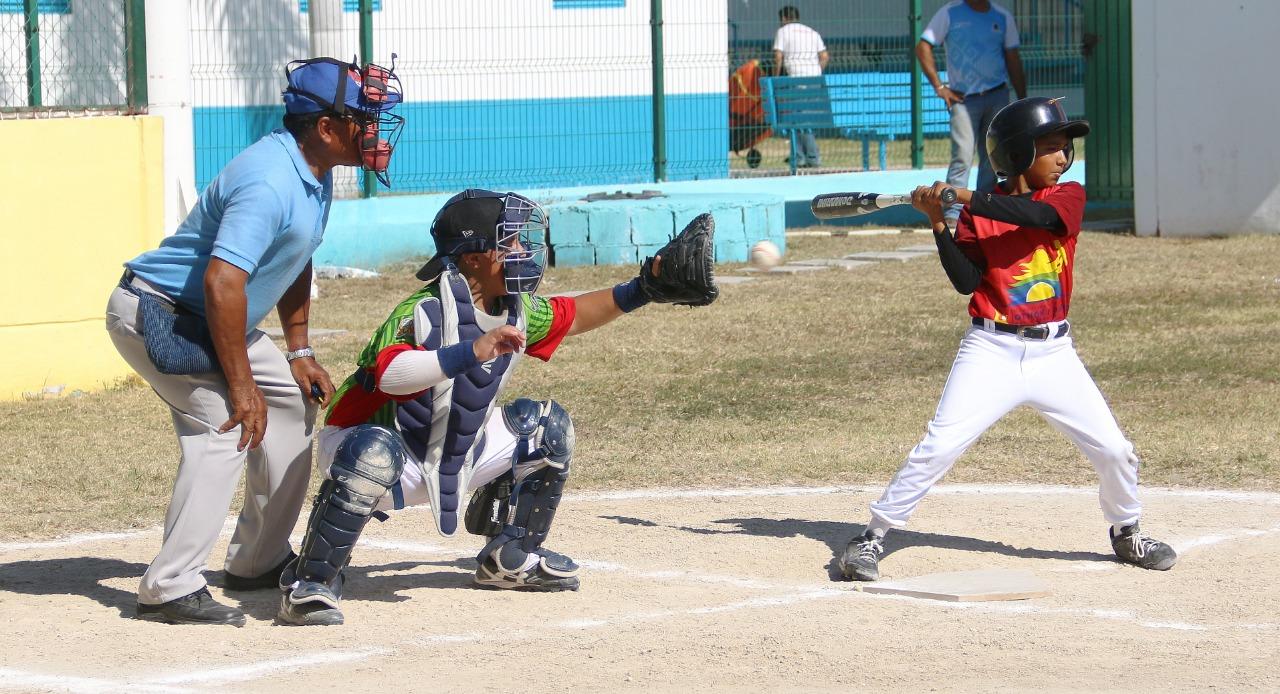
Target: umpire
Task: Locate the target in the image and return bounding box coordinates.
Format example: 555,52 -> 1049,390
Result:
104,56 -> 404,625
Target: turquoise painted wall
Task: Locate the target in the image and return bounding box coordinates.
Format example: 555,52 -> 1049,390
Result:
194,93 -> 727,193
315,164 -> 1086,271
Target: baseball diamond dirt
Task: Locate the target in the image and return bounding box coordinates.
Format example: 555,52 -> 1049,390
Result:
1,483 -> 1277,692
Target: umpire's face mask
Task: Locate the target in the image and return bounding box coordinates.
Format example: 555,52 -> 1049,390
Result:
495,194 -> 549,295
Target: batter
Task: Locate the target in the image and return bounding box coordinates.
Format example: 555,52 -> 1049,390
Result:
840,97 -> 1178,581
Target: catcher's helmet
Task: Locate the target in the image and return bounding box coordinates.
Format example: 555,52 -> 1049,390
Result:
985,97 -> 1090,179
415,189 -> 549,294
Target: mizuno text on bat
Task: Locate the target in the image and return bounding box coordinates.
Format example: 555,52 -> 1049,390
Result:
810,188 -> 956,220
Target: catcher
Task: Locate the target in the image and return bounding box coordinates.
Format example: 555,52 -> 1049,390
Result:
277,189 -> 717,626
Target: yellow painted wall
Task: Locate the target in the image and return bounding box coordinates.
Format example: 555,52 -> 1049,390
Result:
0,116 -> 164,400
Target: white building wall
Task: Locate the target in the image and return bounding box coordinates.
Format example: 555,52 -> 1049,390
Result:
189,0 -> 725,108
1132,0 -> 1280,236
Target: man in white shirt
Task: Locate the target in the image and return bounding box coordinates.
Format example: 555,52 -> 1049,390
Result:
772,5 -> 828,168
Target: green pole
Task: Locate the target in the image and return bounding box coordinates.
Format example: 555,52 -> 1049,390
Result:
650,0 -> 666,182
126,0 -> 148,111
359,0 -> 376,198
910,0 -> 923,169
22,0 -> 40,107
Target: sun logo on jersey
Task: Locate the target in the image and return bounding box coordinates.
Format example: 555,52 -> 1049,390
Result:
1008,241 -> 1068,305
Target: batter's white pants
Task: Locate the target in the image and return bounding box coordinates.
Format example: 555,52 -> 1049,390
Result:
316,408 -> 520,512
868,323 -> 1142,534
106,283 -> 316,605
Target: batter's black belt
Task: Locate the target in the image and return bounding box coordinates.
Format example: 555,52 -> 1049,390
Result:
972,317 -> 1069,341
957,82 -> 1007,98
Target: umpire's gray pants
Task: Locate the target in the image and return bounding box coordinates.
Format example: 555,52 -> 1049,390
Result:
105,283 -> 315,605
945,86 -> 1010,219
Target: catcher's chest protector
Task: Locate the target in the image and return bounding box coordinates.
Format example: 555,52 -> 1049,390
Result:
394,269 -> 524,536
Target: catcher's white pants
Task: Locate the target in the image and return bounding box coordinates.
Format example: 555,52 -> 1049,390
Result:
868,323 -> 1142,533
316,409 -> 519,511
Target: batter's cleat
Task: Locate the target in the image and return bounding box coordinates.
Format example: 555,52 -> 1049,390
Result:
839,530 -> 885,582
136,587 -> 246,627
276,580 -> 344,626
223,551 -> 298,591
1110,523 -> 1178,571
474,550 -> 580,592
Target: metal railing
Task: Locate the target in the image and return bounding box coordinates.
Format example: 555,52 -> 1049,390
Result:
5,1 -> 1084,191
0,0 -> 145,115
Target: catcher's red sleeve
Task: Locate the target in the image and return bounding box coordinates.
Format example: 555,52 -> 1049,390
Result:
525,296 -> 576,361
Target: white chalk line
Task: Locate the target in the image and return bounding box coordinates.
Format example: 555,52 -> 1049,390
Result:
142,648 -> 390,686
5,483 -> 1279,557
2,542 -> 1273,694
0,649 -> 391,694
2,485 -> 1277,692
362,538 -> 1278,634
0,668 -> 186,694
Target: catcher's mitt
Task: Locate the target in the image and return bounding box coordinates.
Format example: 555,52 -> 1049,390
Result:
637,212 -> 718,307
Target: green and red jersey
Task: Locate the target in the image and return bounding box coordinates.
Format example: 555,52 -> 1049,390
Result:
955,181 -> 1086,325
325,287 -> 576,428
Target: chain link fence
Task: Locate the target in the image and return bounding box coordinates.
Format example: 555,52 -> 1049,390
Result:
0,0 -> 144,115
13,1 -> 1083,192
728,0 -> 1084,176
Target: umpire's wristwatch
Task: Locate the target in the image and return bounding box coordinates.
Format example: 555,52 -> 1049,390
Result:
285,346 -> 316,362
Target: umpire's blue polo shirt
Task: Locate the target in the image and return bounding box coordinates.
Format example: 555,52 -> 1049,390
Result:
126,129 -> 332,332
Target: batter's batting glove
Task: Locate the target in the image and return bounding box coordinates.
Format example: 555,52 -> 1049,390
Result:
637,213 -> 719,307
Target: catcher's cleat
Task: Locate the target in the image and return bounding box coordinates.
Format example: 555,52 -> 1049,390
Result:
136,587 -> 246,627
276,579 -> 345,626
474,550 -> 580,592
1110,523 -> 1178,571
839,530 -> 884,582
223,551 -> 297,591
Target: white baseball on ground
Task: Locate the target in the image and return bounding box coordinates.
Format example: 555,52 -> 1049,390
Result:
750,240 -> 782,270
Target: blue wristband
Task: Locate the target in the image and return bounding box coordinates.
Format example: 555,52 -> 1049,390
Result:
612,277 -> 650,314
437,340 -> 479,378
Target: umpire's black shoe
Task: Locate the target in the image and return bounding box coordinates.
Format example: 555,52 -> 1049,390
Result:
136,587 -> 246,626
223,551 -> 297,591
1110,523 -> 1178,571
839,530 -> 885,582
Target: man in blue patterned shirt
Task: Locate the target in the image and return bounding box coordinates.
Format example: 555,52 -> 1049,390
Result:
917,0 -> 1027,222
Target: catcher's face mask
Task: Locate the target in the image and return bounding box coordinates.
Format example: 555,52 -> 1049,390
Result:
495,193 -> 549,295
283,55 -> 405,188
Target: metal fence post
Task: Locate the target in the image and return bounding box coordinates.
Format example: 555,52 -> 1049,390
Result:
22,0 -> 40,107
909,0 -> 923,169
126,0 -> 148,111
359,0 -> 376,198
650,0 -> 666,182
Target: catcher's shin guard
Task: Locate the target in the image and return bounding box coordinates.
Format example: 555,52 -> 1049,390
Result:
464,472 -> 512,538
281,426 -> 406,625
474,399 -> 579,591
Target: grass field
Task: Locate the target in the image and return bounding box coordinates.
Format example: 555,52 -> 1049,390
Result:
4,230 -> 1278,539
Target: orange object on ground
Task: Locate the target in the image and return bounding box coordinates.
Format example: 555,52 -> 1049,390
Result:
729,59 -> 771,158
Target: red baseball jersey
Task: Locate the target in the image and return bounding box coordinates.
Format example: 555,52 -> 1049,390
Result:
954,182 -> 1087,325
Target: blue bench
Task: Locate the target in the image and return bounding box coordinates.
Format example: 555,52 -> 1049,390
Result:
761,71 -> 952,173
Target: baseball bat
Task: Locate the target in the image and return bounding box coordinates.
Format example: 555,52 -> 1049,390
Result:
810,188 -> 956,220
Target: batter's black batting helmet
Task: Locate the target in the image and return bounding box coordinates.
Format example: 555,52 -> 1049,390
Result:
985,97 -> 1090,179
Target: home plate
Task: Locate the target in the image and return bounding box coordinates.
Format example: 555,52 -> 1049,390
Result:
860,569 -> 1050,602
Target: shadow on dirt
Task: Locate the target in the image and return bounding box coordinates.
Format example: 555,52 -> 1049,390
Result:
0,557 -> 147,617
222,557 -> 482,621
600,515 -> 1115,581
0,555 -> 486,623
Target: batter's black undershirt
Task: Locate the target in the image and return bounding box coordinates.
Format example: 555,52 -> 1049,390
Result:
934,192 -> 1068,295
